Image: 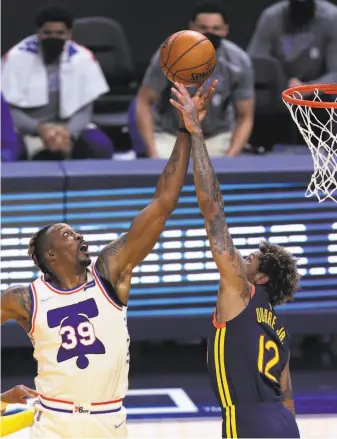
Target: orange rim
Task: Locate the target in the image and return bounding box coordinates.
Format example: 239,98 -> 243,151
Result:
282,84 -> 337,109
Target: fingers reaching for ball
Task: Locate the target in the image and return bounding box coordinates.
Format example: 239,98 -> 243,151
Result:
171,82 -> 191,102
170,86 -> 184,104
169,97 -> 184,112
204,79 -> 218,102
170,79 -> 218,125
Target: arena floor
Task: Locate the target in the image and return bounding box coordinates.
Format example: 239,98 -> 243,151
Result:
5,414 -> 337,438
3,370 -> 337,438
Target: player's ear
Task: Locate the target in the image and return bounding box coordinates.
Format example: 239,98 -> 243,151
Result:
255,273 -> 269,285
45,250 -> 56,263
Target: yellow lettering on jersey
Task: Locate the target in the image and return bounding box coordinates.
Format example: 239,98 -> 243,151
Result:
256,308 -> 261,323
256,307 -> 285,342
256,307 -> 277,331
272,316 -> 276,329
263,309 -> 268,323
256,308 -> 286,345
267,312 -> 272,327
277,327 -> 286,343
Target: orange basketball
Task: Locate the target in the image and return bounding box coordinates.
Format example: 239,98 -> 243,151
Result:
159,30 -> 216,87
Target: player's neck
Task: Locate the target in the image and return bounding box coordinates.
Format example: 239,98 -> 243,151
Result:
49,270 -> 87,291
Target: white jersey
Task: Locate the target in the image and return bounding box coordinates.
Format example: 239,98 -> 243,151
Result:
28,264 -> 130,403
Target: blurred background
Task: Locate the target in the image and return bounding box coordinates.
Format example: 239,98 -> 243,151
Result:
1,0 -> 337,437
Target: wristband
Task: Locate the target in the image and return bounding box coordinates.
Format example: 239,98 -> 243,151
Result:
1,400 -> 8,410
178,127 -> 189,133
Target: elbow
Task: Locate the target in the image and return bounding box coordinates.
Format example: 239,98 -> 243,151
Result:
155,195 -> 178,217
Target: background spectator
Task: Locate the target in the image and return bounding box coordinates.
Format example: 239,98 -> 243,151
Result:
248,0 -> 337,88
1,6 -> 114,160
136,2 -> 254,158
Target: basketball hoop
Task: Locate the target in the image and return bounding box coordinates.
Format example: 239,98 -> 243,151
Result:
282,84 -> 337,203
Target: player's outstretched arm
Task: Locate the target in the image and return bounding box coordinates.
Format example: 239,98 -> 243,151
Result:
96,81 -> 218,305
1,286 -> 32,333
191,132 -> 250,300
170,83 -> 251,309
96,124 -> 191,304
280,358 -> 296,416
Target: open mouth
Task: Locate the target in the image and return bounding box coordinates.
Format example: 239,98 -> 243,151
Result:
79,241 -> 89,254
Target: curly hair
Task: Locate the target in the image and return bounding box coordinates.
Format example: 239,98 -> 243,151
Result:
28,225 -> 53,276
258,241 -> 300,306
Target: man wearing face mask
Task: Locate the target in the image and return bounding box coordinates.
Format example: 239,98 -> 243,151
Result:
136,2 -> 254,158
2,6 -> 113,160
248,0 -> 337,88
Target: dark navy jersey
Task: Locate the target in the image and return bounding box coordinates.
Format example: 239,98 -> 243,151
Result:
207,284 -> 293,437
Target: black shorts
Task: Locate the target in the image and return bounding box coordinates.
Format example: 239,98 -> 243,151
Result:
221,402 -> 300,438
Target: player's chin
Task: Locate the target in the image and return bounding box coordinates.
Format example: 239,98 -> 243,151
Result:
79,254 -> 91,267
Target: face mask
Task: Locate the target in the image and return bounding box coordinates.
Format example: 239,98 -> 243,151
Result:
289,0 -> 315,27
204,32 -> 222,50
41,38 -> 65,62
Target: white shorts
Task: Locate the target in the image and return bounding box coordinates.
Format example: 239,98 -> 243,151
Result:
31,405 -> 128,438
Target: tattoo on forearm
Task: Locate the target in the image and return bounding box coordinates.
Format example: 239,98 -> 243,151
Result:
162,148 -> 180,180
191,133 -> 234,257
191,132 -> 251,302
209,212 -> 229,255
96,234 -> 128,280
193,140 -> 222,203
155,146 -> 182,199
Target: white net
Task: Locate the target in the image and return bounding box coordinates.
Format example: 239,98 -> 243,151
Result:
283,88 -> 337,203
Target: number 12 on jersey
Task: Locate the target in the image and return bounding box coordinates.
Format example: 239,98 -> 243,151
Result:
257,334 -> 279,382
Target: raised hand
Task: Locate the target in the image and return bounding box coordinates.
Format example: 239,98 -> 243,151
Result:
193,79 -> 218,124
170,81 -> 217,134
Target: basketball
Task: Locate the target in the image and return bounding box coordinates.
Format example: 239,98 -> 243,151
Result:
159,30 -> 216,87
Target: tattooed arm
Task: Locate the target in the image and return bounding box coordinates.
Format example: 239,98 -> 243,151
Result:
1,286 -> 32,333
280,358 -> 296,416
96,80 -> 218,305
95,131 -> 191,305
191,132 -> 251,315
170,82 -> 251,322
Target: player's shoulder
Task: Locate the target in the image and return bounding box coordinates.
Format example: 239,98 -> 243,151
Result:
2,284 -> 30,299
1,284 -> 32,321
220,40 -> 252,68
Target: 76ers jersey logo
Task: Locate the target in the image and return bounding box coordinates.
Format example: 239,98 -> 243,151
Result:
47,298 -> 105,369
